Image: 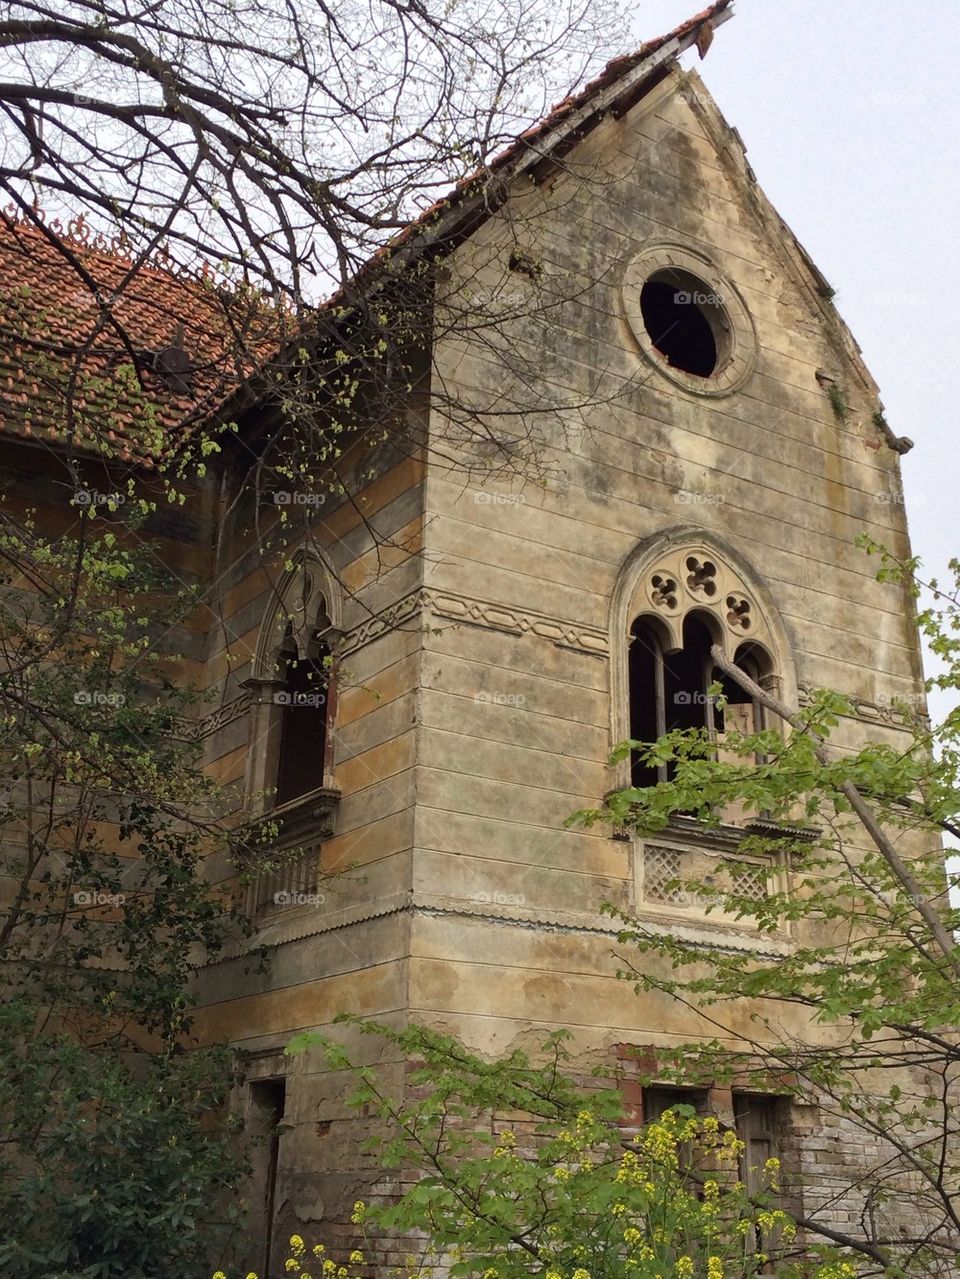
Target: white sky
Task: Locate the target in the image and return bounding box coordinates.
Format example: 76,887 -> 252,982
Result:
629,0 -> 958,711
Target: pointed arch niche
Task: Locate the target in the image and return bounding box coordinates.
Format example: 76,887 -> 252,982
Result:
610,529 -> 799,932
610,529 -> 797,794
244,550 -> 344,823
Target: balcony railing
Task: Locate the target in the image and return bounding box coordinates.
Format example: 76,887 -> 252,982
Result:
239,786 -> 339,921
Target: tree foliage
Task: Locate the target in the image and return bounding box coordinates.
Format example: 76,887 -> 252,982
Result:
281,1017 -> 852,1279
0,501 -> 259,1276
573,542 -> 960,1277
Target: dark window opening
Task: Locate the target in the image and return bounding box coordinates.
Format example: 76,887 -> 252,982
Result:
249,1078 -> 286,1276
639,270 -> 724,378
275,633 -> 331,807
630,613 -> 716,787
641,1086 -> 780,1225
629,618 -> 769,788
642,1086 -> 709,1175
717,644 -> 767,741
643,1085 -> 709,1123
734,1093 -> 778,1194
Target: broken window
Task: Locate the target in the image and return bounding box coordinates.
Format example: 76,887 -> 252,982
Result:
643,1085 -> 709,1123
639,268 -> 729,378
642,1085 -> 781,1203
629,613 -> 768,789
275,614 -> 333,807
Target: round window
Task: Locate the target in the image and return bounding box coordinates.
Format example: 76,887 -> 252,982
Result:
621,243 -> 756,396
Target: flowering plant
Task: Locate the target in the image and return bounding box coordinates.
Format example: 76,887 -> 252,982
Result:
220,1021 -> 857,1279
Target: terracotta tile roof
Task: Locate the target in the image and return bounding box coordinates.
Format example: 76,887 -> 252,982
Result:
471,0 -> 731,175
0,213 -> 277,463
339,0 -> 733,295
0,2 -> 731,462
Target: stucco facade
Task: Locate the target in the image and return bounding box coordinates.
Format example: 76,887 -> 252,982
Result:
175,44 -> 928,1264
0,0 -> 945,1267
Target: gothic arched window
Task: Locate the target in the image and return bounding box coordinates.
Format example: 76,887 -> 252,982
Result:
274,615 -> 333,807
245,555 -> 343,822
629,612 -> 769,788
612,540 -> 788,799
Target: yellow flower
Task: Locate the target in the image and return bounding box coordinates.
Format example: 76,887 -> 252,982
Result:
498,1129 -> 516,1147
623,1228 -> 642,1246
323,1262 -> 336,1275
286,1263 -> 299,1274
676,1258 -> 694,1279
313,1246 -> 326,1258
483,1269 -> 499,1279
703,1179 -> 719,1199
702,1116 -> 719,1135
553,1166 -> 571,1181
349,1253 -> 364,1265
351,1201 -> 366,1224
246,1273 -> 258,1279
213,1272 -> 228,1279
707,1256 -> 723,1279
572,1269 -> 591,1279
611,1202 -> 626,1216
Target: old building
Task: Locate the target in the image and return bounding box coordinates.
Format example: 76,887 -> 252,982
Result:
0,0 -> 930,1270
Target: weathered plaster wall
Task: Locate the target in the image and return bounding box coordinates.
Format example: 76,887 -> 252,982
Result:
412,65 -> 924,1061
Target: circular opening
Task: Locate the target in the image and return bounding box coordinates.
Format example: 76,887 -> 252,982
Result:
639,268 -> 731,379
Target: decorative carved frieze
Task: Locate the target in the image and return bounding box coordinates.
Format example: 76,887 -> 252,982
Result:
427,591 -> 608,656
796,682 -> 928,731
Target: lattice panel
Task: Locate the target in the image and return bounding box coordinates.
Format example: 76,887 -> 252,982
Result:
642,844 -> 771,913
726,861 -> 769,902
643,845 -> 690,906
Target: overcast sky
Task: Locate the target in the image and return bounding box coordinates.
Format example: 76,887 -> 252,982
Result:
628,0 -> 958,706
